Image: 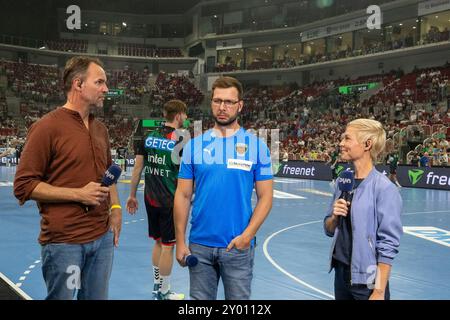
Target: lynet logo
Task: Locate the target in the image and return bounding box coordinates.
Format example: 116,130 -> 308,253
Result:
336,177 -> 352,184
105,170 -> 115,181
426,172 -> 450,186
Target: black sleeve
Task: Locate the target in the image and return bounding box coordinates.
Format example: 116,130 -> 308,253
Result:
134,138 -> 145,156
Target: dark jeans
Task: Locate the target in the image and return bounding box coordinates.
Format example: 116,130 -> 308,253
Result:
334,260 -> 390,300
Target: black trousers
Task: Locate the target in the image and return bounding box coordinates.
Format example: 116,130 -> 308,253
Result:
333,260 -> 390,300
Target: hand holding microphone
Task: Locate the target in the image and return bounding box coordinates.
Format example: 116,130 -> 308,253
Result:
176,243 -> 198,267
333,170 -> 355,225
81,164 -> 122,211
184,254 -> 198,267
79,182 -> 110,207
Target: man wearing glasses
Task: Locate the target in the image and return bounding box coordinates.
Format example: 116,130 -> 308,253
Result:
174,76 -> 273,300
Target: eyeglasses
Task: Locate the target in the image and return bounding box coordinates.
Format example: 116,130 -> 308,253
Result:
211,98 -> 241,107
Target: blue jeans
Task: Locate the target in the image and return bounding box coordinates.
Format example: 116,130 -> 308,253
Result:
188,243 -> 255,300
41,231 -> 114,300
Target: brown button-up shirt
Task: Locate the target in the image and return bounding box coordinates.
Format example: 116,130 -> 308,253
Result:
14,107 -> 112,245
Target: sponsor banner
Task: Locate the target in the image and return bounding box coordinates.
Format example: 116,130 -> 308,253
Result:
418,0 -> 450,16
276,161 -> 450,191
216,38 -> 242,50
144,136 -> 176,152
1,155 -> 142,168
0,156 -> 17,166
2,154 -> 150,168
277,161 -> 333,180
2,156 -> 130,167
302,16 -> 368,42
398,166 -> 450,190
113,155 -> 136,167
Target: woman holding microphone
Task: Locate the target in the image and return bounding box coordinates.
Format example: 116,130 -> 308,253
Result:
324,119 -> 403,300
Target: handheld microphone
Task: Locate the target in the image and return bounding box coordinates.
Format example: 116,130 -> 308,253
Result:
337,170 -> 355,202
336,170 -> 355,227
184,254 -> 198,267
101,164 -> 122,186
85,164 -> 122,212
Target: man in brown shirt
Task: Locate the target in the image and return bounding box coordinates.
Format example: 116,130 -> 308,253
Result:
14,56 -> 122,300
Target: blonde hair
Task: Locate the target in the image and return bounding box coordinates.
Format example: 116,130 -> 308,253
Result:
347,118 -> 386,161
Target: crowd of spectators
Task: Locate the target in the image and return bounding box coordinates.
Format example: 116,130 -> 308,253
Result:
214,26 -> 450,73
0,61 -> 205,150
0,60 -> 63,103
107,66 -> 152,104
0,117 -> 17,138
238,66 -> 450,166
149,71 -> 204,109
422,26 -> 450,44
1,59 -> 449,166
45,39 -> 88,53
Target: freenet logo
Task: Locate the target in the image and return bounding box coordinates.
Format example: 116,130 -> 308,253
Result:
425,171 -> 450,186
335,165 -> 345,176
282,164 -> 316,177
273,162 -> 283,175
408,169 -> 424,185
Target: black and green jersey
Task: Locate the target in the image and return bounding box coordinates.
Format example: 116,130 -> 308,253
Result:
135,126 -> 182,208
330,150 -> 339,164
117,147 -> 127,159
387,153 -> 399,170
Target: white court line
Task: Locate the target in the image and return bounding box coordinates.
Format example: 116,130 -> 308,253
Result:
273,190 -> 306,199
273,179 -> 302,184
403,210 -> 450,216
297,188 -> 333,197
262,209 -> 448,300
263,220 -> 334,300
403,226 -> 450,248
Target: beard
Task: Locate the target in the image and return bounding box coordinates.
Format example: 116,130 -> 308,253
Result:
213,111 -> 240,126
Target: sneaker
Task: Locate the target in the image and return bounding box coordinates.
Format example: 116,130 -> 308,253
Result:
152,283 -> 161,299
156,290 -> 185,300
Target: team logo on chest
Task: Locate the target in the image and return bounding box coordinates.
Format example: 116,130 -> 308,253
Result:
235,143 -> 248,156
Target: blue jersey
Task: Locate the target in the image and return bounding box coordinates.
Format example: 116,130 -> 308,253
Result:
178,128 -> 273,248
